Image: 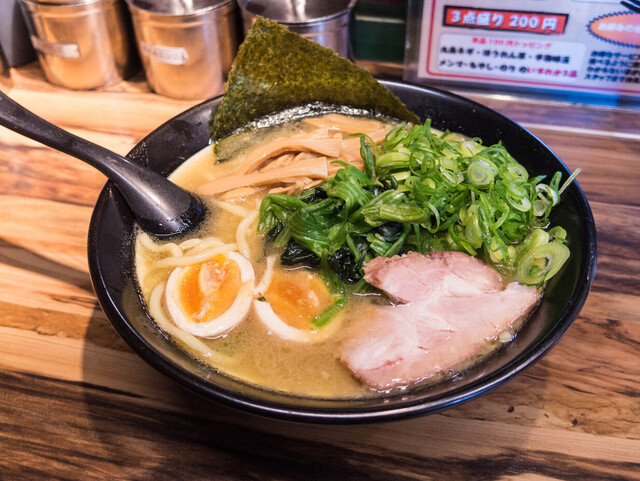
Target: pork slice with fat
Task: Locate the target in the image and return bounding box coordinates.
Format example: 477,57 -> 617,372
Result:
363,251 -> 504,303
340,252 -> 539,390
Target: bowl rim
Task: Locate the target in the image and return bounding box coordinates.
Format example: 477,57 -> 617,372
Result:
88,80 -> 597,424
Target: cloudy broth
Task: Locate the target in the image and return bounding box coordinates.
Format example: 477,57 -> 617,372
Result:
134,114 -> 532,399
135,117 -> 391,398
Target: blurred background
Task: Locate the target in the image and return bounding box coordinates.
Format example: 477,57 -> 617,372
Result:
1,0 -> 639,105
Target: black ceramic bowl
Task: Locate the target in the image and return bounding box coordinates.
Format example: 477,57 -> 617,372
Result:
88,81 -> 597,423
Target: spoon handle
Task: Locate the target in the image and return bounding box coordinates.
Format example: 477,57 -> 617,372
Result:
0,90 -> 205,237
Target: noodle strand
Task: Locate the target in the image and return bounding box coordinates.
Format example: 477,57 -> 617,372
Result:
254,255 -> 277,296
137,232 -> 182,257
211,199 -> 251,218
181,236 -> 225,255
155,243 -> 237,269
236,210 -> 259,259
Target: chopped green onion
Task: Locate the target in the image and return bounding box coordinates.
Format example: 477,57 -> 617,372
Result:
376,151 -> 411,173
532,199 -> 548,217
258,118 -> 574,288
378,204 -> 428,223
517,241 -> 570,285
467,159 -> 496,185
506,163 -> 529,180
507,195 -> 532,212
535,183 -> 559,207
548,226 -> 567,242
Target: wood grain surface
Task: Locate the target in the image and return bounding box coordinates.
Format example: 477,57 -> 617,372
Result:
1,63 -> 639,481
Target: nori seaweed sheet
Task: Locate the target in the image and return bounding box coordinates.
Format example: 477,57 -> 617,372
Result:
210,17 -> 420,143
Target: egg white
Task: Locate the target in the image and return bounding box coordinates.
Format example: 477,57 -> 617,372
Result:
254,299 -> 343,343
165,251 -> 255,338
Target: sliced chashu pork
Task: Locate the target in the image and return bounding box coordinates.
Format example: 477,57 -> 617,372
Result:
340,251 -> 539,391
363,251 -> 504,303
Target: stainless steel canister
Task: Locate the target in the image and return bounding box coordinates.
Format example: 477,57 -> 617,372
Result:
125,0 -> 239,99
238,0 -> 357,57
18,0 -> 138,89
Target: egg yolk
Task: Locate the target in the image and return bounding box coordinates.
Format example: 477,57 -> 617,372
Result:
264,270 -> 334,329
178,254 -> 241,322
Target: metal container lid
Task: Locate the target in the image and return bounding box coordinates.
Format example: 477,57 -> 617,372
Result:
238,0 -> 357,25
127,0 -> 233,15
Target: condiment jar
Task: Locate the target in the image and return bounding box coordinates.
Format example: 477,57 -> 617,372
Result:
125,0 -> 240,99
237,0 -> 357,57
18,0 -> 138,89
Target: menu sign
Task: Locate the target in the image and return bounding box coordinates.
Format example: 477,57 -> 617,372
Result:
443,7 -> 568,35
412,0 -> 640,98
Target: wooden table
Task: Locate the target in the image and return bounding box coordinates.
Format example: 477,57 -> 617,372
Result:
1,64 -> 639,481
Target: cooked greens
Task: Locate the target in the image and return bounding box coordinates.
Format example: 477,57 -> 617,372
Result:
258,120 -> 575,287
210,17 -> 419,143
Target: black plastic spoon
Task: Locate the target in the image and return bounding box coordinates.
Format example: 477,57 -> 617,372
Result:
0,91 -> 206,237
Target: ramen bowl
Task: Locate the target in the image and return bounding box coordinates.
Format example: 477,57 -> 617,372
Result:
88,81 -> 597,423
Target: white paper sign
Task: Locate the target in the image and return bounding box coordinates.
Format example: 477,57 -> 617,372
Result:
412,0 -> 640,98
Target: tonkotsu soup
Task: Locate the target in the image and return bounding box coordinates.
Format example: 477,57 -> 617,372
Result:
134,112 -> 570,398
135,114 -> 400,398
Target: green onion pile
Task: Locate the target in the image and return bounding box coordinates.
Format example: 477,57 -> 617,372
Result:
258,119 -> 577,290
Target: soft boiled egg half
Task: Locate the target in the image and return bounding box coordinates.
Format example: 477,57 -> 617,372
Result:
165,252 -> 255,338
254,268 -> 342,343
